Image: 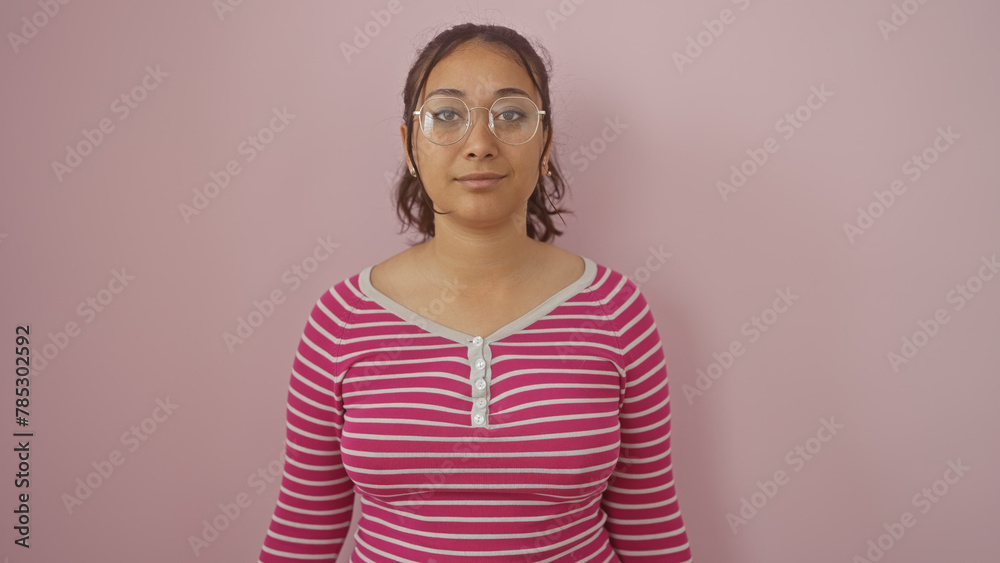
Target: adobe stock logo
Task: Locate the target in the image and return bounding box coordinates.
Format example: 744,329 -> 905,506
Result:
339,0 -> 406,64
179,107 -> 295,223
212,0 -> 247,22
851,458 -> 971,562
61,397 -> 180,514
7,0 -> 73,54
544,0 -> 589,31
877,0 -> 934,42
842,126 -> 958,244
565,116 -> 629,174
222,235 -> 340,353
715,84 -> 834,202
51,65 -> 169,182
672,0 -> 753,73
886,253 -> 997,373
188,443 -> 287,556
682,287 -> 800,405
726,416 -> 843,533
624,245 -> 672,290
32,268 -> 136,373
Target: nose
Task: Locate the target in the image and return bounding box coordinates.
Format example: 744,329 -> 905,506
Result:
463,106 -> 498,157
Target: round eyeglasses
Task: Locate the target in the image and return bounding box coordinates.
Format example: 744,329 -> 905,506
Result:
412,96 -> 546,146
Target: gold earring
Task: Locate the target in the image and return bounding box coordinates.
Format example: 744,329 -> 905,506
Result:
409,165 -> 417,177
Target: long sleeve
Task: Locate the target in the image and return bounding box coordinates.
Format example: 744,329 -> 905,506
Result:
258,294 -> 356,562
601,281 -> 693,562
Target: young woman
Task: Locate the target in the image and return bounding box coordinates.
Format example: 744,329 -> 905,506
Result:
257,22 -> 694,563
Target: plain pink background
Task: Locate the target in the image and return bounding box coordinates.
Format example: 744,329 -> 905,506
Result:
2,1 -> 998,562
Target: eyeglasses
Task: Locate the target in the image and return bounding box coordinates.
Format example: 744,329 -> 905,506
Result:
412,96 -> 546,146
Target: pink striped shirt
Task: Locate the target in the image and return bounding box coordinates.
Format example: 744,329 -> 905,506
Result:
257,255 -> 693,562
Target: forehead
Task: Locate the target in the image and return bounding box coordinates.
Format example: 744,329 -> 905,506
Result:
421,42 -> 539,104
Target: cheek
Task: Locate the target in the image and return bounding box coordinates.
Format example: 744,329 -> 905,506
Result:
421,146 -> 462,171
515,149 -> 543,174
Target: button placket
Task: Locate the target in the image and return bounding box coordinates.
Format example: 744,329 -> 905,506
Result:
467,335 -> 490,427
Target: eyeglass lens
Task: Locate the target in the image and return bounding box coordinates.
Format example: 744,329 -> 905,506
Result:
418,97 -> 540,145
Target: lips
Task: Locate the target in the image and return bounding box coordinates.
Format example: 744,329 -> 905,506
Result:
457,173 -> 504,181
456,172 -> 505,189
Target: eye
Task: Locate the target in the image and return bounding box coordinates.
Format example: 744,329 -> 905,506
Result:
496,109 -> 526,122
432,109 -> 463,122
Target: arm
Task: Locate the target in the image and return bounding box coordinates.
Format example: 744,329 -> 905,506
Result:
601,282 -> 693,562
258,295 -> 355,562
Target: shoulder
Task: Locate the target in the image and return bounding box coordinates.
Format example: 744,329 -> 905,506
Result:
584,258 -> 660,340
304,269 -> 368,333
307,244 -> 424,327
589,266 -> 664,369
580,256 -> 642,306
541,243 -> 585,271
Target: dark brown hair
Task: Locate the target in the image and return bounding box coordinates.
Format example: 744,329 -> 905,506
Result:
394,22 -> 572,244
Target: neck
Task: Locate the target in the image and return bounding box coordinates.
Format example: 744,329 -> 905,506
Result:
415,213 -> 543,298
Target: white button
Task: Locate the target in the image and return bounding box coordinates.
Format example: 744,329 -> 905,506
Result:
475,359 -> 486,370
474,379 -> 487,390
475,397 -> 487,408
472,336 -> 483,346
473,414 -> 485,425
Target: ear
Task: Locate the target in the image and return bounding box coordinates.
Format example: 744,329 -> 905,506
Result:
541,128 -> 553,167
400,124 -> 415,171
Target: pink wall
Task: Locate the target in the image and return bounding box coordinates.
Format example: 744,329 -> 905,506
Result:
2,1 -> 997,561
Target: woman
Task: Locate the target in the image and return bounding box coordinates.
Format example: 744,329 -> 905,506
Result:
257,22 -> 694,563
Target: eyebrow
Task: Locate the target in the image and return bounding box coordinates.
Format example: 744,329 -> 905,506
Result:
425,87 -> 533,99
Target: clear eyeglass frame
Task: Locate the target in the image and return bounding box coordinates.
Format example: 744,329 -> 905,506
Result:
412,96 -> 546,146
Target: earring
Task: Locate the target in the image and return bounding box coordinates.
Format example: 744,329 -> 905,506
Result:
409,165 -> 417,177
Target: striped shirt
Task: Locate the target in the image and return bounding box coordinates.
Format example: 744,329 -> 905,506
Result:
257,255 -> 694,562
